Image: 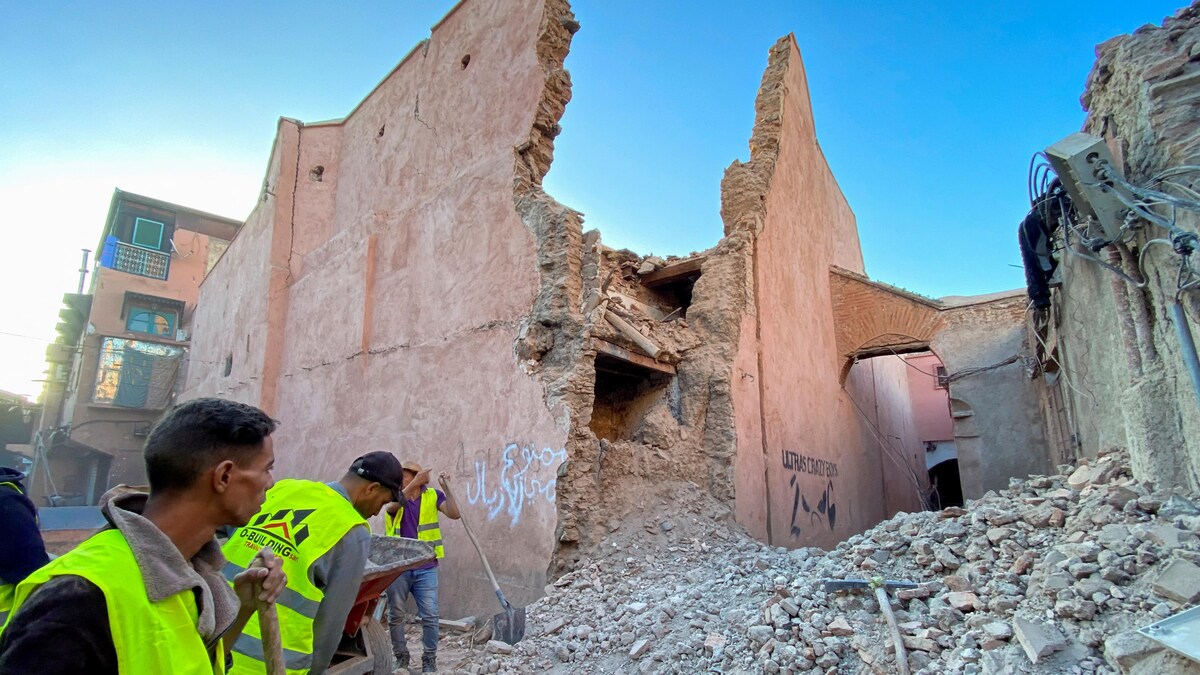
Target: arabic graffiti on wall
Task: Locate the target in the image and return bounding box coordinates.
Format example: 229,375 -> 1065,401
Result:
465,444 -> 567,527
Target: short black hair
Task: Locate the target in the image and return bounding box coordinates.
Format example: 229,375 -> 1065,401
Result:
144,398 -> 278,493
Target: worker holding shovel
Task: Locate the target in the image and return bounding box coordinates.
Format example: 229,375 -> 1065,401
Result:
0,398 -> 287,675
384,463 -> 460,673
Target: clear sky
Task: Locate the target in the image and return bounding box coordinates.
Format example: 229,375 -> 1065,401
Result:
0,1 -> 1182,399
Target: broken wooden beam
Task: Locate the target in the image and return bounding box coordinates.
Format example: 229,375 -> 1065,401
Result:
639,256 -> 706,288
591,338 -> 676,375
604,310 -> 662,359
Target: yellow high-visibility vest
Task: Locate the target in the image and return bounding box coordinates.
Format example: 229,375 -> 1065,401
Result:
1,528 -> 225,674
222,479 -> 367,675
384,488 -> 443,559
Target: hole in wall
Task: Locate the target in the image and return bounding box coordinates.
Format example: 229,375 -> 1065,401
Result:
377,125 -> 386,139
309,165 -> 324,182
590,353 -> 672,442
461,54 -> 471,69
223,354 -> 233,377
639,266 -> 701,319
646,278 -> 696,318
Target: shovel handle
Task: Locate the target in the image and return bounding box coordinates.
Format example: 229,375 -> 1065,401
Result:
875,586 -> 909,675
258,601 -> 285,675
440,481 -> 507,603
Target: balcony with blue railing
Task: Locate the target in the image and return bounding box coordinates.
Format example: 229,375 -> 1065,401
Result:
109,240 -> 169,280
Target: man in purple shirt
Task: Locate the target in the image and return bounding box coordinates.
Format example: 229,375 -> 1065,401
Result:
384,462 -> 459,673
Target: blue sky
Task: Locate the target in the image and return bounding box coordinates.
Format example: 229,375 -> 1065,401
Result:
0,0 -> 1182,397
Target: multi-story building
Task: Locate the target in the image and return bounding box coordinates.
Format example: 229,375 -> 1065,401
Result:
32,189 -> 240,506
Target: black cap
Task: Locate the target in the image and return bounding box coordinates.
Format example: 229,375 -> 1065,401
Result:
350,452 -> 404,501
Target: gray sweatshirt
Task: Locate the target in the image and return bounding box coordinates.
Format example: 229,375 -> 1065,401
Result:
308,482 -> 371,674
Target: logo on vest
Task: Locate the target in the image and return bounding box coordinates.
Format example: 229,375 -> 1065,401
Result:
237,508 -> 316,561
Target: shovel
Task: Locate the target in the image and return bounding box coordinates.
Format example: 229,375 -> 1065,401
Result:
824,578 -> 915,675
440,478 -> 526,644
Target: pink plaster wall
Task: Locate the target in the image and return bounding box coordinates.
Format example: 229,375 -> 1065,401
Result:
732,38 -> 926,549
186,0 -> 567,619
904,353 -> 954,443
184,131 -> 286,407
732,313 -> 768,541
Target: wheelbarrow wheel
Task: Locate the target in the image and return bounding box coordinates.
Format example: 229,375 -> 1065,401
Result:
363,617 -> 395,674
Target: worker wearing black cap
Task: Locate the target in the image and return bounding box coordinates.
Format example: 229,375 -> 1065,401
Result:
222,451 -> 414,675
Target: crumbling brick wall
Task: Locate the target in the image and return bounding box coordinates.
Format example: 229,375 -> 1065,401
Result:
1055,3 -> 1200,489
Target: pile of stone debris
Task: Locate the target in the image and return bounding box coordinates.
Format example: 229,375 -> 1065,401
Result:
451,450 -> 1200,675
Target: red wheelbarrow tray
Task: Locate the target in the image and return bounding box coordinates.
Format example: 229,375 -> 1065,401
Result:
342,535 -> 437,637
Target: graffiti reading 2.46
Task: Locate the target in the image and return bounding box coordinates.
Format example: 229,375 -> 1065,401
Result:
782,450 -> 838,537
465,444 -> 567,528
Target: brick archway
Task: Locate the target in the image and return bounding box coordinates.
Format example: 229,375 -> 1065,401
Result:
829,267 -> 945,380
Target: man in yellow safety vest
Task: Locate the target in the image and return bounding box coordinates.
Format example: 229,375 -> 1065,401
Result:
383,462 -> 460,673
0,398 -> 286,675
223,451 -> 416,675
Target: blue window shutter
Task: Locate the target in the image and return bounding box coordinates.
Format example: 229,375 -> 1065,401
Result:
99,236 -> 118,268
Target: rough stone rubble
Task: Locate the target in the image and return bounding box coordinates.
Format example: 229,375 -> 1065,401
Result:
432,451 -> 1200,674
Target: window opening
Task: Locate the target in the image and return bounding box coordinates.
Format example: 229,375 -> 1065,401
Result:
132,217 -> 165,250
126,307 -> 176,337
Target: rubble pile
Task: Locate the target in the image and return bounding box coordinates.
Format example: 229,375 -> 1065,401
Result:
456,451 -> 1200,674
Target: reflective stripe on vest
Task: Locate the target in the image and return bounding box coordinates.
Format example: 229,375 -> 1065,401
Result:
222,479 -> 367,675
384,488 -> 443,559
0,528 -> 222,674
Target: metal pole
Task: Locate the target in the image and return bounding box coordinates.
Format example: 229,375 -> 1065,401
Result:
77,249 -> 91,294
1170,300 -> 1200,410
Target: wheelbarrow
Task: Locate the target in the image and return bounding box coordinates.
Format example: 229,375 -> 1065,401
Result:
326,534 -> 436,675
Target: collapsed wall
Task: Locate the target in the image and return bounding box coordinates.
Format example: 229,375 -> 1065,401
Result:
1054,3 -> 1200,489
534,33 -> 932,576
189,0 -> 944,619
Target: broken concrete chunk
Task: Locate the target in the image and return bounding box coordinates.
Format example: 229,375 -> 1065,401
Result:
827,617 -> 854,636
896,585 -> 932,601
945,591 -> 980,612
1151,558 -> 1200,604
981,621 -> 1013,641
902,635 -> 938,652
1068,464 -> 1106,490
486,640 -> 514,655
1013,616 -> 1067,663
748,625 -> 774,643
1158,495 -> 1200,519
703,632 -> 726,654
1103,630 -> 1164,672
629,638 -> 652,659
943,575 -> 973,592
542,617 -> 567,636
985,527 -> 1014,544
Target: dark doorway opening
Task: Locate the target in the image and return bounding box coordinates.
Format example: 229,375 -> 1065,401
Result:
928,459 -> 963,509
